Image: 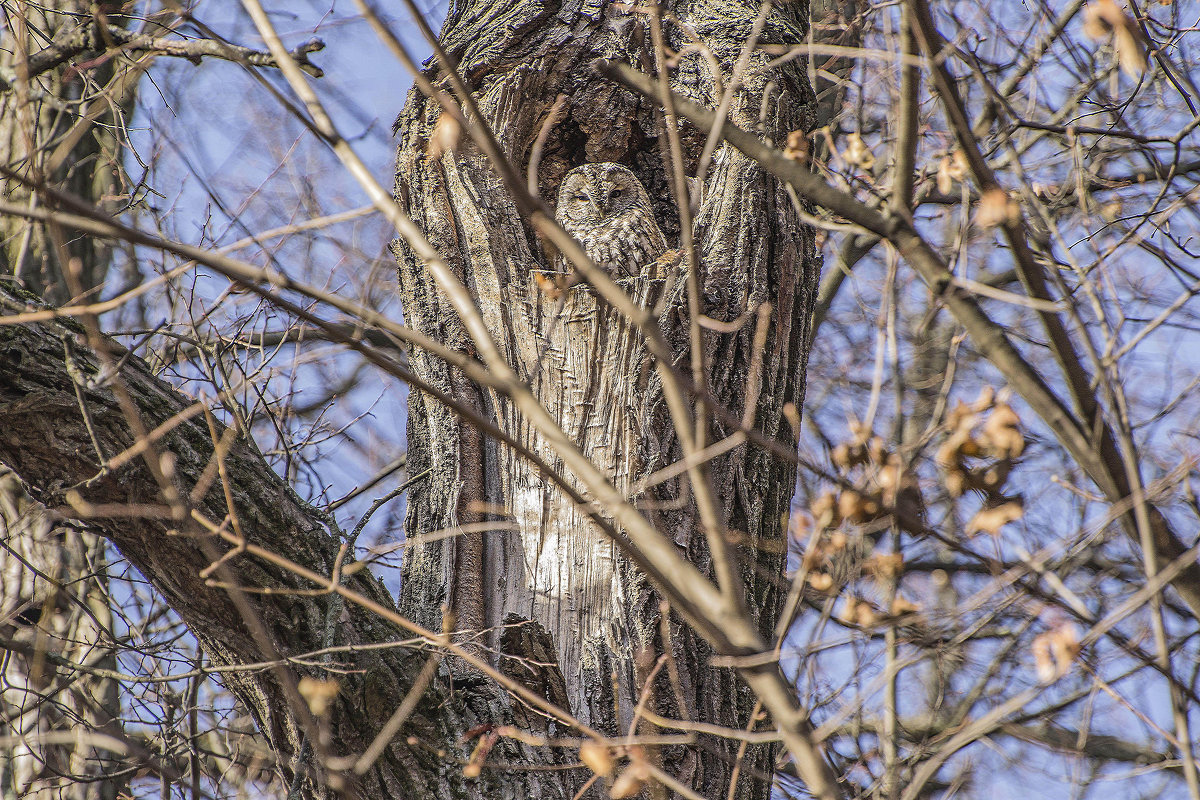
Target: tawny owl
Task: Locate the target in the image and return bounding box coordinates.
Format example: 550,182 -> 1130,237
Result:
554,163 -> 668,277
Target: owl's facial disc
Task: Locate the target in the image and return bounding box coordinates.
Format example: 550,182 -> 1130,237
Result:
599,186 -> 625,216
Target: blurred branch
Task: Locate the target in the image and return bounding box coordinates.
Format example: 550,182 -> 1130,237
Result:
152,323 -> 408,365
0,23 -> 324,93
598,58 -> 1200,623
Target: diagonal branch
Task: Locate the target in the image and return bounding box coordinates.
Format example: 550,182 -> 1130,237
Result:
595,59 -> 1200,621
0,21 -> 323,94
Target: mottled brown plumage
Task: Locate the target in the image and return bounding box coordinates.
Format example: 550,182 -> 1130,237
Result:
554,163 -> 668,276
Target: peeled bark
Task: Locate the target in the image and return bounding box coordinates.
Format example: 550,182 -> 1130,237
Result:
393,0 -> 819,796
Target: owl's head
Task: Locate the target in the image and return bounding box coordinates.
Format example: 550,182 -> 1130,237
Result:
554,163 -> 651,226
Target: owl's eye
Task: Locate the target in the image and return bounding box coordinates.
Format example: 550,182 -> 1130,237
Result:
611,188 -> 624,197
573,194 -> 588,202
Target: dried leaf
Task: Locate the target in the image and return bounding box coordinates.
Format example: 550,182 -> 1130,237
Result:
533,271 -> 567,300
1033,623 -> 1081,682
976,187 -> 1021,228
808,572 -> 834,592
944,467 -> 968,498
463,731 -> 499,779
967,498 -> 1024,536
1083,0 -> 1147,77
936,151 -> 968,194
842,596 -> 881,628
783,129 -> 811,164
890,595 -> 920,616
946,400 -> 977,431
579,741 -> 613,777
843,132 -> 876,169
810,491 -> 839,528
973,386 -> 997,411
937,427 -> 982,467
789,510 -> 815,541
610,767 -> 646,799
936,157 -> 955,195
838,489 -> 874,523
783,402 -> 801,433
297,676 -> 339,717
877,454 -> 916,506
974,461 -> 1013,493
866,552 -> 904,582
427,112 -> 462,160
831,442 -> 855,470
610,751 -> 651,799
982,401 -> 1025,459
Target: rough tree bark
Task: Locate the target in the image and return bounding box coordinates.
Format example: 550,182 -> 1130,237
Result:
0,0 -> 822,797
1,6 -> 136,798
0,293 -> 576,799
393,0 -> 817,795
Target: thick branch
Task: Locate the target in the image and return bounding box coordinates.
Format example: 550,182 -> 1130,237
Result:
0,285 -> 569,800
0,22 -> 323,93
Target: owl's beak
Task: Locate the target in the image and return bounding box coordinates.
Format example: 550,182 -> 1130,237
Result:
593,195 -> 611,218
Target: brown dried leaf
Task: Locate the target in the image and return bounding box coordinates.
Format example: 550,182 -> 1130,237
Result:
982,401 -> 1025,459
427,112 -> 462,160
843,132 -> 876,169
946,400 -> 977,431
937,427 -> 982,467
936,157 -> 955,195
966,498 -> 1024,536
579,741 -> 613,777
877,455 -> 917,505
808,572 -> 834,592
784,129 -> 811,164
462,731 -> 498,779
866,553 -> 904,582
936,151 -> 968,194
810,491 -> 839,528
843,596 -> 881,628
890,595 -> 920,617
975,461 -> 1013,493
609,751 -> 651,799
1033,623 -> 1082,682
533,271 -> 567,300
1083,0 -> 1147,77
944,467 -> 969,498
973,386 -> 997,410
976,187 -> 1021,228
931,151 -> 969,194
838,489 -> 879,524
783,402 -> 801,433
789,510 -> 814,541
831,442 -> 855,470
297,676 -> 340,717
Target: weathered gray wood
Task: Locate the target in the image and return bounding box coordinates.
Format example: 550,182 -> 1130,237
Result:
393,0 -> 819,795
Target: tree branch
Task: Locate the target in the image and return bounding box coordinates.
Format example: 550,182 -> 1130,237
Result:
595,58 -> 1200,621
0,22 -> 323,93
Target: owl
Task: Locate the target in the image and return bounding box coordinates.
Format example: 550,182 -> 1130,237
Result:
553,163 -> 668,277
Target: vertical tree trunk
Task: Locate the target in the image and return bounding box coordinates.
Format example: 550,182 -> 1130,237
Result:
1,6 -> 134,799
394,0 -> 818,795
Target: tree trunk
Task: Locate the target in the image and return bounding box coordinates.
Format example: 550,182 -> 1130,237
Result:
0,0 -> 822,796
393,0 -> 818,796
0,296 -> 573,799
1,7 -> 135,798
